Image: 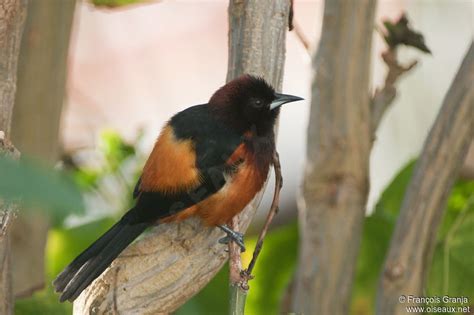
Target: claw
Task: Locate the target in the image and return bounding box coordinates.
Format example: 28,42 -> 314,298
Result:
218,225 -> 246,252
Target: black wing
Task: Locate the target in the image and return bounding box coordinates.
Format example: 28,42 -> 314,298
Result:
129,105 -> 243,223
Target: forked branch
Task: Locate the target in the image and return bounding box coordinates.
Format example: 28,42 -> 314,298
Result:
371,13 -> 431,132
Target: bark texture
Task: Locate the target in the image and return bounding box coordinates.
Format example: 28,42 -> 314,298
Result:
0,0 -> 27,313
376,42 -> 474,315
73,1 -> 290,313
291,0 -> 376,314
0,0 -> 26,136
10,0 -> 76,298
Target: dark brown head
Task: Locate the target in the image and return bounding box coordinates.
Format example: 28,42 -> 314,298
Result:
208,75 -> 303,136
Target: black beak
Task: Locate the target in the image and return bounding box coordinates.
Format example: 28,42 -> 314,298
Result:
270,93 -> 304,110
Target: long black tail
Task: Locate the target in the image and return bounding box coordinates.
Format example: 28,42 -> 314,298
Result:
53,209 -> 150,302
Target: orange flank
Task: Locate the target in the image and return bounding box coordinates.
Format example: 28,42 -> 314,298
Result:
197,156 -> 267,226
161,142 -> 269,226
140,125 -> 201,194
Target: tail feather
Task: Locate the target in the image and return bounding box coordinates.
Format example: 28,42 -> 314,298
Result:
53,220 -> 124,292
53,212 -> 149,302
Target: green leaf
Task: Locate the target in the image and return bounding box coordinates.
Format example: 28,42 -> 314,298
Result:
99,130 -> 136,172
47,217 -> 117,278
352,160 -> 416,315
351,160 -> 474,315
174,265 -> 230,315
175,222 -> 299,315
91,0 -> 147,8
15,217 -> 116,315
245,222 -> 298,315
0,155 -> 84,219
427,181 -> 474,302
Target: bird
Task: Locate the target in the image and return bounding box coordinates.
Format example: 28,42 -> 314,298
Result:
53,74 -> 303,302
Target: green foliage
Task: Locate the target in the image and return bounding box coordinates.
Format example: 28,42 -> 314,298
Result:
175,265 -> 230,315
100,130 -> 136,172
47,217 -> 117,278
14,130 -> 142,314
91,0 -> 146,8
175,222 -> 299,315
245,222 -> 298,315
352,161 -> 474,315
428,180 -> 474,302
16,218 -> 116,315
0,155 -> 84,221
15,289 -> 72,315
352,160 -> 415,313
67,129 -> 143,224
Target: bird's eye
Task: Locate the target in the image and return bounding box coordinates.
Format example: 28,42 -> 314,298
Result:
254,99 -> 263,108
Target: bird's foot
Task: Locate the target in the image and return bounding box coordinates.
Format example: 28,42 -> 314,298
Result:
218,225 -> 246,252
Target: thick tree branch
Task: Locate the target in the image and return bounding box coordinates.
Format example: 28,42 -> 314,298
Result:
291,8 -> 432,314
291,1 -> 376,314
376,41 -> 474,315
10,0 -> 76,298
0,0 -> 27,313
0,0 -> 26,136
73,1 -> 291,313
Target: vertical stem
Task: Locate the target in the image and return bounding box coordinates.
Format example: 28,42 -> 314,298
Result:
0,0 -> 28,313
228,214 -> 247,315
292,0 -> 376,314
226,0 -> 289,313
229,284 -> 247,315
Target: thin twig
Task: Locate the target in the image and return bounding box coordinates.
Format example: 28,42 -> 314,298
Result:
244,150 -> 283,277
288,0 -> 294,31
371,48 -> 418,133
228,215 -> 247,315
228,151 -> 283,314
292,20 -> 311,54
371,13 -> 431,133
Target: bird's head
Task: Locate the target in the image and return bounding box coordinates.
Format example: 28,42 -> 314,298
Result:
209,75 -> 303,135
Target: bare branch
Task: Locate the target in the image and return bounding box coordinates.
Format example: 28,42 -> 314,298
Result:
292,21 -> 311,53
0,0 -> 27,312
371,14 -> 431,132
371,15 -> 431,133
376,41 -> 474,315
244,151 -> 282,278
228,216 -> 246,315
371,50 -> 417,131
10,0 -> 76,298
291,1 -> 376,314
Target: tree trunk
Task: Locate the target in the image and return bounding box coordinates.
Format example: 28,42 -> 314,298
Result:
291,0 -> 376,314
73,1 -> 290,313
10,0 -> 76,298
0,0 -> 28,313
376,41 -> 474,315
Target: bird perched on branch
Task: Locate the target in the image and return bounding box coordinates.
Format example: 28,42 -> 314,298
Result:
54,75 -> 303,302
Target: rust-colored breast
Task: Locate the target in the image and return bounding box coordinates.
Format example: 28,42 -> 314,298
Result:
140,125 -> 201,194
196,143 -> 269,226
158,136 -> 271,226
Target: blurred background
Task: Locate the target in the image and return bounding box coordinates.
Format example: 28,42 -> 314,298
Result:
0,0 -> 471,314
